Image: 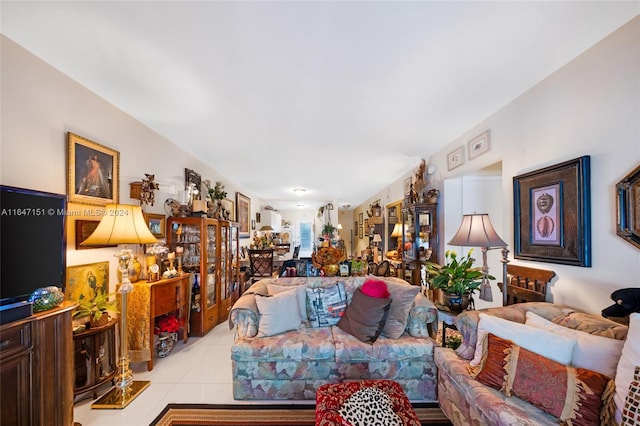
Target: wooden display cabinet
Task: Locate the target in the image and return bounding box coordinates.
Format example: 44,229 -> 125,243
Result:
402,202 -> 438,287
166,217 -> 239,336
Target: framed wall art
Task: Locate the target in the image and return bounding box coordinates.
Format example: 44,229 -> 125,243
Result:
67,132 -> 119,205
468,130 -> 491,160
65,261 -> 109,302
236,192 -> 251,238
184,168 -> 202,199
447,146 -> 464,171
359,225 -> 363,239
75,220 -> 117,250
144,213 -> 166,239
513,156 -> 591,267
222,198 -> 235,221
616,163 -> 640,249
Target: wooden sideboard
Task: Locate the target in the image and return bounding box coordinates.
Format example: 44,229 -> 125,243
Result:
123,275 -> 190,371
0,301 -> 76,426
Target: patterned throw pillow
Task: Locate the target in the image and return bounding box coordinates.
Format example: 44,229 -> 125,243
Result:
475,333 -> 613,426
339,387 -> 403,426
622,366 -> 640,425
306,282 -> 347,327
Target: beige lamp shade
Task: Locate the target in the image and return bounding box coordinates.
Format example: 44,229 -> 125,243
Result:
448,213 -> 506,248
373,234 -> 382,243
259,225 -> 274,232
390,223 -> 403,238
81,204 -> 158,246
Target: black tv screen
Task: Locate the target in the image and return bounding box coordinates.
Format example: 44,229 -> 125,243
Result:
1,185 -> 67,305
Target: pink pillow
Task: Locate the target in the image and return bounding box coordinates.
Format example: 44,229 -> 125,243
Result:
361,279 -> 390,298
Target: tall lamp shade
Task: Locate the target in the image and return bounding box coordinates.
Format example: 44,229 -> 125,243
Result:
448,214 -> 507,303
81,204 -> 157,409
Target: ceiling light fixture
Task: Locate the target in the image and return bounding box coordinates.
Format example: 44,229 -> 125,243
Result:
292,188 -> 306,195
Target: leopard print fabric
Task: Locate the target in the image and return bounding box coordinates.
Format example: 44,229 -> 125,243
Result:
339,387 -> 403,426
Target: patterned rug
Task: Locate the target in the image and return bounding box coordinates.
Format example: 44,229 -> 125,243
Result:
150,403 -> 451,425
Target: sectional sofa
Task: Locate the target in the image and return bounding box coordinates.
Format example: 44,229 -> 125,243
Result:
228,275 -> 439,401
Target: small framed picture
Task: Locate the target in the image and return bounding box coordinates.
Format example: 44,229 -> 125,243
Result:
144,213 -> 166,239
447,146 -> 465,171
339,263 -> 350,277
468,130 -> 491,160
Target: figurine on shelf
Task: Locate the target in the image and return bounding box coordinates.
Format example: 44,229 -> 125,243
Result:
409,183 -> 419,204
140,173 -> 160,206
176,224 -> 183,243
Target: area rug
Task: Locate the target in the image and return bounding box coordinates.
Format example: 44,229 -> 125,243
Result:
150,402 -> 451,426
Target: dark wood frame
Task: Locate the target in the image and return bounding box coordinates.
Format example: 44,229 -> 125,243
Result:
75,220 -> 117,250
616,163 -> 640,249
184,168 -> 202,199
513,156 -> 591,267
236,192 -> 251,238
67,132 -> 119,205
144,213 -> 166,239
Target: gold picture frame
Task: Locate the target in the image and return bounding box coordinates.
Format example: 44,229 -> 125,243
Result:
144,213 -> 166,239
67,132 -> 119,205
236,192 -> 251,238
221,198 -> 235,221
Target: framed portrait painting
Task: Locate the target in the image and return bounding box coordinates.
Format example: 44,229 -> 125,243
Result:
236,192 -> 251,238
616,163 -> 640,249
67,132 -> 119,205
513,156 -> 591,267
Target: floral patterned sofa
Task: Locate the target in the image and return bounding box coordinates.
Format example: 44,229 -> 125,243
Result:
435,302 -> 629,425
228,276 -> 438,401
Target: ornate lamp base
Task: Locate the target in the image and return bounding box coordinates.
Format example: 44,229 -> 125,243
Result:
91,380 -> 150,409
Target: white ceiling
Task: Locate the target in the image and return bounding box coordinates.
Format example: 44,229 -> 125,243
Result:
2,1 -> 638,211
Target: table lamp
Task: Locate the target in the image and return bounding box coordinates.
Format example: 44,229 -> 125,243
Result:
448,213 -> 508,303
372,233 -> 382,263
390,223 -> 403,250
81,203 -> 158,408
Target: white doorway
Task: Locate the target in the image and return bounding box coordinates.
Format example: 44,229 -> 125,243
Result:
443,172 -> 504,310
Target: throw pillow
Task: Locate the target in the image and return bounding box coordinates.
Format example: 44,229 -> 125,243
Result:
502,339 -> 612,426
381,281 -> 420,339
470,313 -> 577,367
622,366 -> 640,425
474,333 -> 513,390
361,278 -> 390,298
255,290 -> 302,337
337,287 -> 391,344
616,313 -> 640,424
525,311 -> 624,378
266,283 -> 308,322
306,282 -> 347,327
338,387 -> 403,426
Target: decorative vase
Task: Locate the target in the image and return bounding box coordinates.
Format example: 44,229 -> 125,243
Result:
117,256 -> 142,283
156,332 -> 178,358
323,264 -> 339,277
442,291 -> 471,314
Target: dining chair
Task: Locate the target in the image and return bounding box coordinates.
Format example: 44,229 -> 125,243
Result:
292,245 -> 300,259
248,249 -> 274,283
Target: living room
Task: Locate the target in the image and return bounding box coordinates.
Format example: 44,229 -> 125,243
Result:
1,2 -> 639,426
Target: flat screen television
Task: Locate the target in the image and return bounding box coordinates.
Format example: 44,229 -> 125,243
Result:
1,185 -> 67,306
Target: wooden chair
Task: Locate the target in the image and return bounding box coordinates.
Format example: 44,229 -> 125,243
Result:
497,264 -> 556,305
248,249 -> 274,283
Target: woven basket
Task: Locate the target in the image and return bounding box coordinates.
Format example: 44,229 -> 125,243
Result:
89,313 -> 109,328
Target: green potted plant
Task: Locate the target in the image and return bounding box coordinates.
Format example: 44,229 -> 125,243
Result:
322,222 -> 336,239
73,292 -> 119,328
426,249 -> 491,312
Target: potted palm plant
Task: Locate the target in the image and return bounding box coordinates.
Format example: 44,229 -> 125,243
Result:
73,292 -> 119,328
426,249 -> 491,313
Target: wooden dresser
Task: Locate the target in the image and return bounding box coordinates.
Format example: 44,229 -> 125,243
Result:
0,301 -> 76,426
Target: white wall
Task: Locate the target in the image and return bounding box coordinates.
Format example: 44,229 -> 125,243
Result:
357,16 -> 640,315
1,35 -> 265,292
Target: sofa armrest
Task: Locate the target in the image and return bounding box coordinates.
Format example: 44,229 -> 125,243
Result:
454,302 -> 574,359
228,282 -> 269,339
406,292 -> 437,338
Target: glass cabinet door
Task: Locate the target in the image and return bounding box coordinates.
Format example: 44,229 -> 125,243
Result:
402,208 -> 415,263
206,223 -> 217,310
172,222 -> 201,270
416,210 -> 433,262
220,225 -> 228,299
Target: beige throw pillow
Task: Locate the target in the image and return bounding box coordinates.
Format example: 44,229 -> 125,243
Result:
381,281 -> 420,339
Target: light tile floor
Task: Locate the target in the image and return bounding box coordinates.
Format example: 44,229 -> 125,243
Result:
73,321 -> 309,426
